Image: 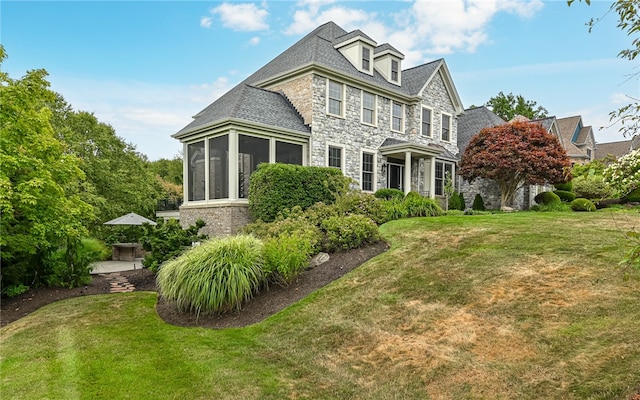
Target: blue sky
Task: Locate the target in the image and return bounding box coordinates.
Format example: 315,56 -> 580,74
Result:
2,0 -> 636,160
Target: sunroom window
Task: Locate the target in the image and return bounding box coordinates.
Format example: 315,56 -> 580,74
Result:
188,141 -> 205,201
238,135 -> 269,199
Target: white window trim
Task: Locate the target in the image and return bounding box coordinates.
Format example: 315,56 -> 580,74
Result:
326,79 -> 345,117
390,59 -> 401,84
391,101 -> 404,133
441,112 -> 452,142
360,149 -> 377,192
326,142 -> 346,173
361,45 -> 373,74
361,90 -> 377,126
435,160 -> 455,196
421,106 -> 433,137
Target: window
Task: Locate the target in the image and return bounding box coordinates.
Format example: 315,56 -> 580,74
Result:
238,135 -> 269,198
276,141 -> 303,165
391,59 -> 399,82
441,114 -> 451,141
362,152 -> 374,192
328,80 -> 343,116
434,161 -> 453,196
328,145 -> 342,169
209,135 -> 228,199
362,91 -> 375,125
187,141 -> 205,201
362,47 -> 371,71
392,101 -> 403,132
421,107 -> 432,136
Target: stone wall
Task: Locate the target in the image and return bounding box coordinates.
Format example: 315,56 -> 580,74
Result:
180,204 -> 251,238
270,74 -> 314,125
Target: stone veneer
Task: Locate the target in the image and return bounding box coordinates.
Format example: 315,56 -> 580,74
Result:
309,73 -> 459,192
180,204 -> 251,237
459,178 -> 548,210
269,74 -> 314,125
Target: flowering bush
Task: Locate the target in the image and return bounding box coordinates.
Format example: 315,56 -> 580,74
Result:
604,149 -> 640,198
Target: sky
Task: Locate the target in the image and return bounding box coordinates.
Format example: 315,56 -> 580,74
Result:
2,0 -> 637,161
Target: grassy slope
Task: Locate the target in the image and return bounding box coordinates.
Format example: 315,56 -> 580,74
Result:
1,211 -> 639,399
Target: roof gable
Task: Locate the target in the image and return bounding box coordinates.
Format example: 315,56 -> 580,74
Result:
457,106 -> 505,153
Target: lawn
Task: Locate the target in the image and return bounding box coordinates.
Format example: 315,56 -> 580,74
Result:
1,210 -> 639,399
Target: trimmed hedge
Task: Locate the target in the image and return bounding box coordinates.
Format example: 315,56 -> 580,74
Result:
534,191 -> 561,206
553,190 -> 576,203
472,194 -> 486,211
374,188 -> 405,201
554,181 -> 573,191
623,188 -> 640,203
248,164 -> 351,222
571,198 -> 596,212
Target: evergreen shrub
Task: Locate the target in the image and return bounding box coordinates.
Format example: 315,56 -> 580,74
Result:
623,188 -> 640,203
458,192 -> 466,210
553,190 -> 576,203
45,237 -> 110,288
572,175 -> 613,200
374,188 -> 405,201
156,235 -> 265,315
472,194 -> 486,211
534,191 -> 561,206
403,192 -> 443,217
141,219 -> 207,272
554,181 -> 573,191
571,198 -> 596,212
248,164 -> 350,222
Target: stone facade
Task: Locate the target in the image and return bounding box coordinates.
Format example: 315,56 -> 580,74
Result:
270,74 -> 314,125
459,178 -> 548,210
180,204 -> 251,237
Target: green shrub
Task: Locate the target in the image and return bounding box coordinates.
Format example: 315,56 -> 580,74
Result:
2,284 -> 29,298
333,191 -> 390,225
571,198 -> 596,212
45,237 -> 110,288
384,199 -> 409,221
141,219 -> 207,272
321,215 -> 380,252
554,181 -> 573,191
448,191 -> 462,211
403,192 -> 443,217
248,164 -> 351,222
623,188 -> 640,203
534,191 -> 561,206
263,234 -> 316,285
472,194 -> 486,211
553,190 -> 576,203
156,235 -> 265,315
572,174 -> 614,200
374,188 -> 405,201
458,192 -> 466,211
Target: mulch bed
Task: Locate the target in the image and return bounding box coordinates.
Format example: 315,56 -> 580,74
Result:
0,241 -> 388,329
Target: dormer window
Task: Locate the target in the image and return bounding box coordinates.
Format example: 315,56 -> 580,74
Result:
362,47 -> 371,71
391,59 -> 399,82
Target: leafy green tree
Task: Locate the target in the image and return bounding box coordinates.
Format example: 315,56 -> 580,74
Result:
149,157 -> 183,185
604,149 -> 640,197
459,121 -> 571,208
49,96 -> 162,236
484,91 -> 549,121
0,47 -> 93,289
569,0 -> 639,137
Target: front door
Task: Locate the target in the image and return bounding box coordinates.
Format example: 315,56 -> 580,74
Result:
388,164 -> 404,191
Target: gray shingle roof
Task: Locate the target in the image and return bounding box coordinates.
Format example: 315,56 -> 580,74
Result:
595,139 -> 634,159
175,85 -> 310,136
175,21 -> 452,137
374,43 -> 404,57
456,106 -> 505,153
333,29 -> 376,46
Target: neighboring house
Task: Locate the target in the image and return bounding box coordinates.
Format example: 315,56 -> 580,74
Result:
595,136 -> 638,161
557,116 -> 596,164
173,21 -> 465,236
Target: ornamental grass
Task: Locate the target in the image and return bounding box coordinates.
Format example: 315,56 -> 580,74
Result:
156,234 -> 265,316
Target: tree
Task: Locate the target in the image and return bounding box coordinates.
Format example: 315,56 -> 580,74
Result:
149,156 -> 183,185
484,91 -> 549,121
49,96 -> 162,237
459,121 -> 571,208
603,149 -> 640,197
0,46 -> 93,290
568,0 -> 639,137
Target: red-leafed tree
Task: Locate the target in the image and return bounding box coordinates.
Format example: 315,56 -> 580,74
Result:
459,121 -> 571,208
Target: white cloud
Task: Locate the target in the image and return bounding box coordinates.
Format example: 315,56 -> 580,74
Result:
200,16 -> 212,29
284,0 -> 545,66
249,36 -> 261,45
211,2 -> 269,32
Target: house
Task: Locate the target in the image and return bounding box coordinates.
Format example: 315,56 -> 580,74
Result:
556,116 -> 596,164
173,21 -> 465,236
595,136 -> 638,161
